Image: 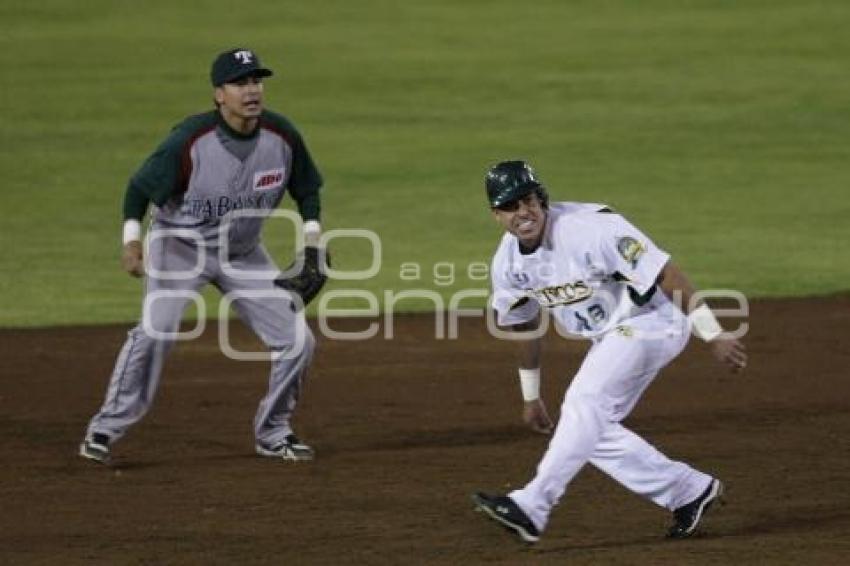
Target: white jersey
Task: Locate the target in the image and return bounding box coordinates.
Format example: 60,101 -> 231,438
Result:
490,202 -> 673,338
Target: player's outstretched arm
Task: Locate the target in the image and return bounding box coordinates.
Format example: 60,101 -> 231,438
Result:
510,314 -> 554,434
658,261 -> 747,373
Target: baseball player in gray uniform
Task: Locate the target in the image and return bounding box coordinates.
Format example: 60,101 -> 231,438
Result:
79,48 -> 328,465
473,161 -> 747,542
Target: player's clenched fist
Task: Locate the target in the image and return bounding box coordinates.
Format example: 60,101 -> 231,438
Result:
523,399 -> 554,435
121,241 -> 144,277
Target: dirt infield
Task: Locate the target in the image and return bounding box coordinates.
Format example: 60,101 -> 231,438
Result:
1,295 -> 849,565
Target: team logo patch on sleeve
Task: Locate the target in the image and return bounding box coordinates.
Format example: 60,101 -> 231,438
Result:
616,236 -> 645,268
253,168 -> 285,191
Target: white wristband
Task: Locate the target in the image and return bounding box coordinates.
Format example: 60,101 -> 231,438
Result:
518,368 -> 541,402
688,304 -> 723,342
303,220 -> 321,247
122,219 -> 142,245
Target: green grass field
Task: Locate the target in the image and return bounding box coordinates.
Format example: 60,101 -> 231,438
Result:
1,0 -> 848,327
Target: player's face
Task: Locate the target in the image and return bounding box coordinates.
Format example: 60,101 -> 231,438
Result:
215,75 -> 264,124
492,192 -> 546,247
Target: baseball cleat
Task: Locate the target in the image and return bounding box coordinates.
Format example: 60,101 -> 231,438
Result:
256,434 -> 314,461
79,433 -> 111,465
472,492 -> 540,543
667,478 -> 724,539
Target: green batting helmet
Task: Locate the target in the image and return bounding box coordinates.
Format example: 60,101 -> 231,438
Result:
485,160 -> 549,208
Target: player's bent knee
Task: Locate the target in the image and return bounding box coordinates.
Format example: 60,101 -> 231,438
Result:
269,327 -> 315,361
562,389 -> 616,420
298,328 -> 316,360
564,386 -> 604,407
304,329 -> 316,352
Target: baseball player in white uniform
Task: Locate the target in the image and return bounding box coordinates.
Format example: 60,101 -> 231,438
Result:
473,161 -> 747,543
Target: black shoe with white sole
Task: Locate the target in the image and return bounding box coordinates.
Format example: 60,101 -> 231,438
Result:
472,492 -> 540,543
667,479 -> 724,539
256,434 -> 314,461
79,432 -> 111,465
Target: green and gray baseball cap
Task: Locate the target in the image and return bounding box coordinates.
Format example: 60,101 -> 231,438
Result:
211,48 -> 273,86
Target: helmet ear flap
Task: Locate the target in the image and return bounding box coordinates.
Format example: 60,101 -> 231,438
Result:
536,187 -> 549,209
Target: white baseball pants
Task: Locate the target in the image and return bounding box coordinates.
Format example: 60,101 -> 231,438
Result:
509,306 -> 713,531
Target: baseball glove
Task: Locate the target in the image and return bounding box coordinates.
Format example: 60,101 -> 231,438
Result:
274,246 -> 330,308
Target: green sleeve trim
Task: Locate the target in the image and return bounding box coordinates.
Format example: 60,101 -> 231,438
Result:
291,189 -> 321,221
260,111 -> 323,221
628,284 -> 657,306
123,182 -> 150,220
509,296 -> 531,311
613,271 -> 658,306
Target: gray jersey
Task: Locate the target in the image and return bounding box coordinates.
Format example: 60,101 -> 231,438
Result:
155,125 -> 291,253
123,110 -> 323,254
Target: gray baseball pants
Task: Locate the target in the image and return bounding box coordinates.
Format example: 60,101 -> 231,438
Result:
86,233 -> 314,448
